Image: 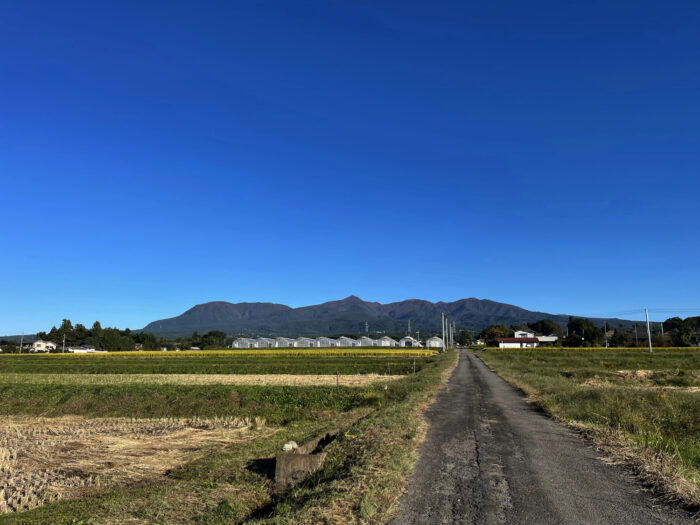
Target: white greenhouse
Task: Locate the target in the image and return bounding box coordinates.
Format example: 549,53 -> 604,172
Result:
426,336 -> 443,348
233,338 -> 257,349
294,337 -> 316,348
336,336 -> 357,347
399,336 -> 422,348
357,336 -> 375,347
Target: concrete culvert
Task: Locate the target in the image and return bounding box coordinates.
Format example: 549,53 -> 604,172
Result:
274,431 -> 337,492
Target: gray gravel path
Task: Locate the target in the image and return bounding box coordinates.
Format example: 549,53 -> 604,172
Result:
391,350 -> 695,525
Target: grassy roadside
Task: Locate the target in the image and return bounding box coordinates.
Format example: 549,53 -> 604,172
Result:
243,349 -> 458,524
0,351 -> 457,524
474,348 -> 700,513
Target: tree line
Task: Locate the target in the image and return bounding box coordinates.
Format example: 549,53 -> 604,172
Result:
478,316 -> 700,347
0,319 -> 229,353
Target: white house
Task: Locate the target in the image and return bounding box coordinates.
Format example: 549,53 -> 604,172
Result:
29,340 -> 57,353
376,336 -> 398,347
514,330 -> 535,339
357,336 -> 375,347
426,336 -> 443,348
497,337 -> 539,348
336,336 -> 357,347
399,336 -> 422,347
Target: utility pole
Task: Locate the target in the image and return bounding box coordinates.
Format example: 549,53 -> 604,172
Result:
634,323 -> 638,345
62,334 -> 66,354
19,333 -> 23,354
441,313 -> 446,352
661,322 -> 664,337
645,308 -> 653,353
604,321 -> 608,348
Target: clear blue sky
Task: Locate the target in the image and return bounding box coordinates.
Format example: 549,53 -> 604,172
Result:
1,1 -> 699,333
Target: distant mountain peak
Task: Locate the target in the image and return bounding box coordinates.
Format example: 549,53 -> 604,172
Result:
140,296 -> 625,338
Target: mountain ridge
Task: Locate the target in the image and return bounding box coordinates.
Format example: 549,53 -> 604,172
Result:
141,296 -> 634,337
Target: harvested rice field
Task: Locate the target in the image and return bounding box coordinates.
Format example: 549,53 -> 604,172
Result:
0,373 -> 403,387
0,350 -> 453,523
0,415 -> 271,514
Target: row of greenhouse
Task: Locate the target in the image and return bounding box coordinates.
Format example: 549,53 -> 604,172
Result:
231,335 -> 444,349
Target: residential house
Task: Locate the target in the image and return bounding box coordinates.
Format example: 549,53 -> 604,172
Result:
497,337 -> 539,348
28,340 -> 56,353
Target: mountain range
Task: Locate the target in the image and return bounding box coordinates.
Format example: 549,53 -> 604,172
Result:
141,296 -> 634,337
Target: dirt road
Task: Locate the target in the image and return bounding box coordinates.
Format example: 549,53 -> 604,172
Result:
391,351 -> 695,525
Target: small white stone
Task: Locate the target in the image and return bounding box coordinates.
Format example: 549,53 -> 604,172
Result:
282,441 -> 298,452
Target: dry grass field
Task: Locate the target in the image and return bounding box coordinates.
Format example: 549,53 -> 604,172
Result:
0,415 -> 271,515
0,373 -> 403,387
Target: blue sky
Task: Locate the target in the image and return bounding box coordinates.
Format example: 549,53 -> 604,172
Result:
1,1 -> 699,333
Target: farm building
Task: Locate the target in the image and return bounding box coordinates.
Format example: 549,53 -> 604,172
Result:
294,337 -> 316,348
357,336 -> 375,347
426,336 -> 443,348
256,337 -> 276,348
336,336 -> 357,347
376,336 -> 398,347
275,337 -> 295,348
514,330 -> 535,338
316,337 -> 338,347
537,335 -> 559,343
497,337 -> 539,348
28,340 -> 57,352
399,336 -> 422,347
233,338 -> 257,349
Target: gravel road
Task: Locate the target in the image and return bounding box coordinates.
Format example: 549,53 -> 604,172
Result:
391,350 -> 695,525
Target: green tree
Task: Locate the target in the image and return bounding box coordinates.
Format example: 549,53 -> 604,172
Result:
140,332 -> 159,350
610,329 -> 632,347
457,330 -> 472,346
203,330 -> 226,348
527,319 -> 564,337
0,340 -> 19,353
663,317 -> 684,332
565,317 -> 604,347
481,324 -> 512,346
